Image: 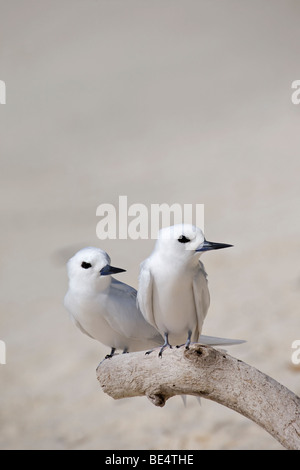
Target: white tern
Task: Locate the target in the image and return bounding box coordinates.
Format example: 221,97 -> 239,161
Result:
137,224 -> 243,356
64,247 -> 164,357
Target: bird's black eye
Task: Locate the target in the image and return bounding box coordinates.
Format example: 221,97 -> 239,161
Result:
178,235 -> 191,244
81,261 -> 92,269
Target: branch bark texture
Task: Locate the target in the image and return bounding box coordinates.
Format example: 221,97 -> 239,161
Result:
96,344 -> 300,450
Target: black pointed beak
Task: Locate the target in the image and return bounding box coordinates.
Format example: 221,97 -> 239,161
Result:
196,239 -> 233,252
100,265 -> 126,276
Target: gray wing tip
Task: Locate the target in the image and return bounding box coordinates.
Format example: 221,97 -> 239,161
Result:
198,335 -> 246,346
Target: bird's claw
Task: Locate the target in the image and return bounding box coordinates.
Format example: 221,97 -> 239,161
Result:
105,354 -> 114,359
158,344 -> 172,358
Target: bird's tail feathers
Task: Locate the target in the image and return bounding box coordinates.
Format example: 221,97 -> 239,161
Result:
198,334 -> 246,346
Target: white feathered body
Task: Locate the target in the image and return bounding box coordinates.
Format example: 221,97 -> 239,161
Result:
138,252 -> 210,346
65,276 -> 163,352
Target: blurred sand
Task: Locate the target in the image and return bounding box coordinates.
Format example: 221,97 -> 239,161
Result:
1,0 -> 300,450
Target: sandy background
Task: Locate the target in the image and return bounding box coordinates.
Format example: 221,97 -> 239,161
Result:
1,0 -> 300,450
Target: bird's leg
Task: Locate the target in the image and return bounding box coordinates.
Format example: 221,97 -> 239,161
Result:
176,330 -> 193,349
158,332 -> 172,358
122,347 -> 129,354
105,347 -> 116,359
145,333 -> 172,357
185,330 -> 192,350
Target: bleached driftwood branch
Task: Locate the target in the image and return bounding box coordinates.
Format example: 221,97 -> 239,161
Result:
96,344 -> 300,450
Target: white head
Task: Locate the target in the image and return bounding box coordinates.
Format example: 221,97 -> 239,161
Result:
66,247 -> 126,294
154,224 -> 232,262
